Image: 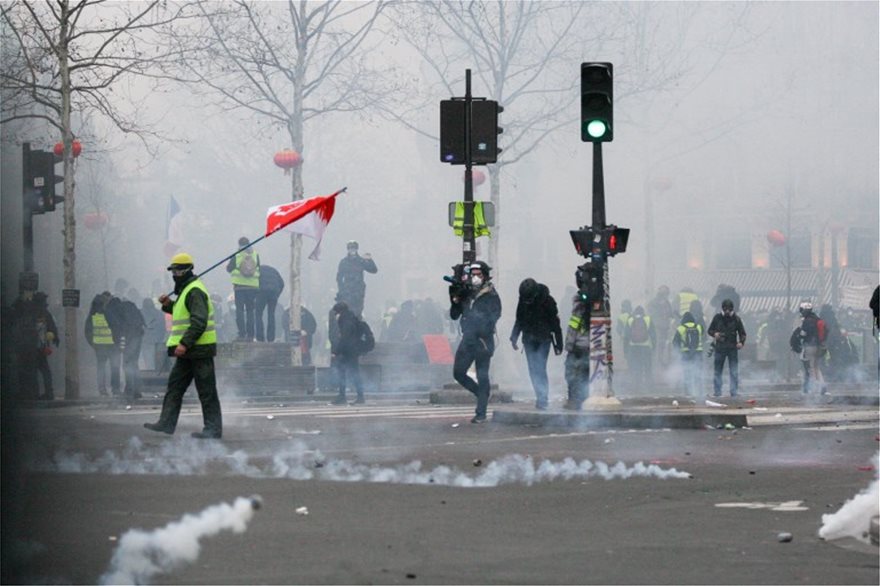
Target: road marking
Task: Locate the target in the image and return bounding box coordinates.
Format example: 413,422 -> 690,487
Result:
715,500 -> 809,511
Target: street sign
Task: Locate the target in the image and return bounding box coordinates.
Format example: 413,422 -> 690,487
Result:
62,289 -> 80,308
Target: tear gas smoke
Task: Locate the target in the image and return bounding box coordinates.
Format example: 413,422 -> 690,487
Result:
38,438 -> 691,486
99,495 -> 262,585
818,451 -> 879,542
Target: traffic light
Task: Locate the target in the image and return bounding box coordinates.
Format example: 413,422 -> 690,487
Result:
575,263 -> 604,302
581,62 -> 613,142
23,145 -> 63,214
471,100 -> 503,164
604,225 -> 630,256
439,99 -> 503,165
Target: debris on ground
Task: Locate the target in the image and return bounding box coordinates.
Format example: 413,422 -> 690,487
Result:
777,532 -> 793,543
295,506 -> 309,516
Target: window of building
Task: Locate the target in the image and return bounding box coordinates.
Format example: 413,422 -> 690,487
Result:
847,228 -> 879,269
716,237 -> 752,269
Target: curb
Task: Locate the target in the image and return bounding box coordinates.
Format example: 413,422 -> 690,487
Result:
491,405 -> 748,430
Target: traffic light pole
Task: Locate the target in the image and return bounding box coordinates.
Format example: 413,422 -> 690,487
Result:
462,69 -> 476,265
586,141 -> 619,405
22,142 -> 35,273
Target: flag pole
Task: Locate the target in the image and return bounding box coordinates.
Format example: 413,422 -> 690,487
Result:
165,187 -> 346,297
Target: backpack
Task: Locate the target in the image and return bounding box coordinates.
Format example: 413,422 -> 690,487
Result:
630,316 -> 649,344
239,253 -> 257,278
790,327 -> 803,353
357,319 -> 375,355
683,324 -> 700,352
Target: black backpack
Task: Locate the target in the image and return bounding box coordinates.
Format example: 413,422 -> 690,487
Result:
357,320 -> 375,355
683,324 -> 700,352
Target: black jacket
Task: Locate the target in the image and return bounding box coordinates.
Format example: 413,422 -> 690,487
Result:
163,275 -> 216,358
336,254 -> 378,295
510,283 -> 562,352
259,265 -> 285,297
707,312 -> 747,350
330,307 -> 361,357
451,283 -> 502,352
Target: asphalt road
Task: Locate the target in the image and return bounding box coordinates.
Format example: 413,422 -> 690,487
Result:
2,398 -> 878,585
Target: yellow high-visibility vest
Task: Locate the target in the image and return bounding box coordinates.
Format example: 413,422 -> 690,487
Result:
452,202 -> 491,237
91,313 -> 114,345
676,322 -> 703,352
230,250 -> 260,287
167,279 -> 216,347
626,315 -> 653,347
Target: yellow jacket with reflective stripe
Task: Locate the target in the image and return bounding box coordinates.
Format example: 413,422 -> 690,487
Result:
230,250 -> 260,287
91,313 -> 114,345
626,315 -> 653,347
453,202 -> 491,237
675,322 -> 703,352
167,279 -> 216,347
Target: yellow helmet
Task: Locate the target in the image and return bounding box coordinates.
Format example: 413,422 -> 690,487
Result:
167,252 -> 194,270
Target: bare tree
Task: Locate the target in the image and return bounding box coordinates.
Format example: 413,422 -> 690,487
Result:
165,0 -> 397,364
388,0 -> 603,274
1,0 -> 190,398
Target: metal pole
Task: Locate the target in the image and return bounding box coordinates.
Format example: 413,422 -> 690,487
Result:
22,142 -> 34,273
463,69 -> 476,265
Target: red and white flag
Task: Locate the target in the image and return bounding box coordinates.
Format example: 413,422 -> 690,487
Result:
265,188 -> 345,260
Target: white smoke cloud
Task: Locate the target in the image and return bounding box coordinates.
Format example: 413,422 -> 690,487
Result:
36,438 -> 691,487
818,451 -> 879,542
99,495 -> 261,586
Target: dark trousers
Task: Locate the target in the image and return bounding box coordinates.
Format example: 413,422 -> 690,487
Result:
453,338 -> 492,418
122,336 -> 143,398
564,350 -> 590,405
713,346 -> 739,396
15,350 -> 38,400
524,339 -> 551,408
335,353 -> 363,398
36,351 -> 53,399
157,356 -> 222,435
94,345 -> 121,394
255,292 -> 279,342
234,287 -> 259,340
629,344 -> 652,387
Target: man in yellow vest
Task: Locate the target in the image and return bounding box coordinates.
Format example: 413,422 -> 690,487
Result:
144,253 -> 223,439
226,236 -> 260,341
85,293 -> 120,396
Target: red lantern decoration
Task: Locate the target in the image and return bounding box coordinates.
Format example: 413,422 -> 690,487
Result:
82,212 -> 108,230
766,229 -> 786,247
53,140 -> 82,158
273,149 -> 302,175
465,169 -> 486,186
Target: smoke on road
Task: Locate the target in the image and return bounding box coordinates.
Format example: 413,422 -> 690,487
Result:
99,495 -> 262,585
39,437 -> 691,486
818,451 -> 879,543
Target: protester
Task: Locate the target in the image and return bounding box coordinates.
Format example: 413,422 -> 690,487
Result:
85,293 -> 120,396
107,295 -> 146,400
141,298 -> 165,369
626,305 -> 655,388
449,261 -> 501,423
144,253 -> 223,439
336,240 -> 377,317
672,311 -> 703,397
563,292 -> 591,410
510,278 -> 562,410
226,236 -> 261,341
328,301 -> 368,405
791,301 -> 827,395
647,285 -> 675,367
707,299 -> 747,397
255,264 -> 284,342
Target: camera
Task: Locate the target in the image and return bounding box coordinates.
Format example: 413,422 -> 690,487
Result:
444,263 -> 471,301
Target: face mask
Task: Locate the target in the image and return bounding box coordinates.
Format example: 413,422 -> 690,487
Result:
348,250 -> 357,257
471,276 -> 483,288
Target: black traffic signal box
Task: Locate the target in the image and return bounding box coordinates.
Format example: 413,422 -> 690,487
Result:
581,62 -> 613,142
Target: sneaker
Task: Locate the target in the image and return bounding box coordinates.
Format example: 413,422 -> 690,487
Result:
562,401 -> 582,411
143,422 -> 174,434
535,403 -> 548,411
352,396 -> 366,405
470,415 -> 487,424
330,396 -> 347,405
191,431 -> 222,439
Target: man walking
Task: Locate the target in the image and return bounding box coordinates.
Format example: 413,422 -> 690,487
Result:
510,278 -> 562,410
707,298 -> 747,397
450,261 -> 501,423
255,264 -> 284,342
144,253 -> 223,439
328,301 -> 368,405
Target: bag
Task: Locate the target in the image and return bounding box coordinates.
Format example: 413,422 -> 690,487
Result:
789,327 -> 803,353
630,317 -> 649,344
357,320 -> 375,355
239,253 -> 257,278
683,325 -> 700,352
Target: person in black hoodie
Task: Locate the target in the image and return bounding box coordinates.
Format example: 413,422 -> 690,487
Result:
707,298 -> 747,397
510,278 -> 562,410
329,301 -> 365,405
144,253 -> 223,439
255,264 -> 285,342
450,261 -> 502,423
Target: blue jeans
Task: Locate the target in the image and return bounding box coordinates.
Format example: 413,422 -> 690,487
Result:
524,339 -> 552,408
713,347 -> 739,396
453,337 -> 492,418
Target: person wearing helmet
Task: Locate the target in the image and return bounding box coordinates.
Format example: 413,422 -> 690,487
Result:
226,236 -> 261,342
336,240 -> 378,317
144,253 -> 223,439
449,261 -> 501,423
706,298 -> 747,397
794,301 -> 827,395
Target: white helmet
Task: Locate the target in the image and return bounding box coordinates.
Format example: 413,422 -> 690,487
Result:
799,301 -> 812,312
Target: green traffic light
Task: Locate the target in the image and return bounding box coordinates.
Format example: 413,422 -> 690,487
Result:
586,120 -> 607,139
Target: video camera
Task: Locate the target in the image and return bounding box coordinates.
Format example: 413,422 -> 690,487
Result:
443,262 -> 472,301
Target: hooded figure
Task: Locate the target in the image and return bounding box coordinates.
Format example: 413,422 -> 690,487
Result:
510,278 -> 562,410
707,299 -> 746,397
626,305 -> 655,388
673,311 -> 703,396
